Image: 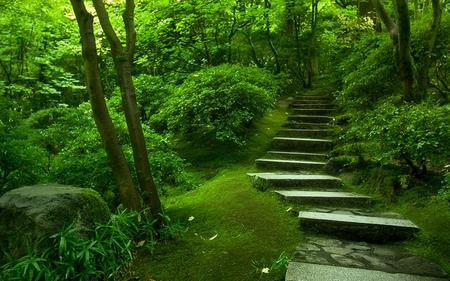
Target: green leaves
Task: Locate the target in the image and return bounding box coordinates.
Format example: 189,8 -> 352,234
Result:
155,64 -> 279,146
342,97 -> 450,175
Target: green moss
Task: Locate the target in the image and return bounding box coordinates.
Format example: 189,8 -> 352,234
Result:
80,188 -> 111,224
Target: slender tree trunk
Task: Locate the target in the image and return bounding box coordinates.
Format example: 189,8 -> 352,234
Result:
417,0 -> 441,92
243,29 -> 264,68
294,15 -> 306,86
306,0 -> 319,88
70,0 -> 141,211
92,0 -> 162,215
264,0 -> 281,74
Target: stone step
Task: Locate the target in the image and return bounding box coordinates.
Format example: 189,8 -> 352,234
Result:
273,137 -> 333,152
291,103 -> 336,109
294,95 -> 331,100
286,237 -> 448,281
282,122 -> 332,129
291,99 -> 332,104
255,159 -> 326,171
288,115 -> 335,124
275,190 -> 372,205
292,108 -> 335,115
286,263 -> 448,281
249,173 -> 342,189
267,151 -> 329,161
277,129 -> 333,138
298,211 -> 419,242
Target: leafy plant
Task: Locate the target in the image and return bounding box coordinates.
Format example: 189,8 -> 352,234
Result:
0,208 -> 188,280
154,64 -> 279,145
333,32 -> 400,111
342,97 -> 450,177
251,251 -> 290,280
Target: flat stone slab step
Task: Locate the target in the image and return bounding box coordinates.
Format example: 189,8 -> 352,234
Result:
286,262 -> 447,281
277,129 -> 333,138
273,137 -> 333,152
293,95 -> 331,100
287,237 -> 447,281
255,159 -> 326,171
282,122 -> 332,129
275,190 -> 371,205
267,151 -> 329,161
288,115 -> 335,124
249,173 -> 342,189
292,108 -> 335,115
291,103 -> 336,109
291,99 -> 332,104
298,211 -> 419,242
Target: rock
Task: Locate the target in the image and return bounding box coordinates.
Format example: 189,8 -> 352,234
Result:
0,184 -> 111,259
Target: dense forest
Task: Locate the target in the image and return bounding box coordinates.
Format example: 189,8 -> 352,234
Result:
1,0 -> 450,279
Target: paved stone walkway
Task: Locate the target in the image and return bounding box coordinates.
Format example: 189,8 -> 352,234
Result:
250,91 -> 448,280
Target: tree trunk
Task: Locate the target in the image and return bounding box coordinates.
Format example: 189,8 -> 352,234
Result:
264,0 -> 281,74
372,0 -> 419,102
242,29 -> 264,68
306,0 -> 319,88
92,0 -> 162,216
70,0 -> 141,211
417,0 -> 441,92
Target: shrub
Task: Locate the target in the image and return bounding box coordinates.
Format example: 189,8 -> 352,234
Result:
0,98 -> 46,194
153,64 -> 279,145
342,97 -> 450,176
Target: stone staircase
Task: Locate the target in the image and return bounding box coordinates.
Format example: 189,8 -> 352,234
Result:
249,93 -> 448,280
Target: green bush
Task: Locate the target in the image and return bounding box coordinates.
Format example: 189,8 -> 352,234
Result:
134,74 -> 175,123
342,97 -> 450,176
0,98 -> 47,194
153,64 -> 279,145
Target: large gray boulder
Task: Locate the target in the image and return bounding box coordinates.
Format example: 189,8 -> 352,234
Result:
0,184 -> 111,259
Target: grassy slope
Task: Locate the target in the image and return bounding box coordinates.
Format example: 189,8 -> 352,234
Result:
134,79 -> 450,279
133,95 -> 304,281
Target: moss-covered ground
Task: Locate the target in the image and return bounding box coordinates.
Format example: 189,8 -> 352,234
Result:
132,93 -> 303,281
132,81 -> 450,280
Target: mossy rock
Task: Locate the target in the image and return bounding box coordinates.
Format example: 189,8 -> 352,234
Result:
0,184 -> 110,261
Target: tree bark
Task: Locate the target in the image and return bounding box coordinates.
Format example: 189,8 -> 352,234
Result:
306,0 -> 319,88
70,0 -> 141,211
417,0 -> 441,92
264,0 -> 281,74
372,0 -> 419,102
92,0 -> 162,216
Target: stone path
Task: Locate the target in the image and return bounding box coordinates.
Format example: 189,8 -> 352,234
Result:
249,92 -> 448,280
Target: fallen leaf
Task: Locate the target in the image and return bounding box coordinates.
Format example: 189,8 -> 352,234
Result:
136,240 -> 145,248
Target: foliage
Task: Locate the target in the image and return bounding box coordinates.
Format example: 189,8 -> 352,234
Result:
154,64 -> 279,145
342,96 -> 450,176
0,208 -> 189,281
40,102 -> 194,204
334,7 -> 374,49
0,98 -> 46,194
435,166 -> 450,203
0,0 -> 84,114
134,74 -> 175,123
334,32 -> 400,110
